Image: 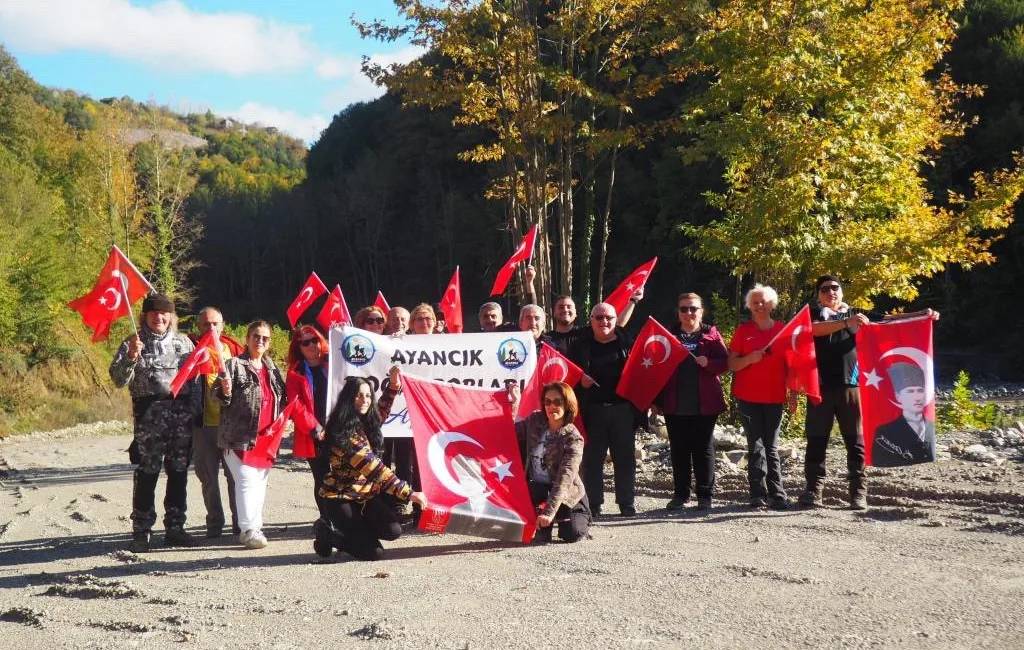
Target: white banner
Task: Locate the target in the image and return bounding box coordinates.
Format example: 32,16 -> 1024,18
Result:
328,327 -> 537,438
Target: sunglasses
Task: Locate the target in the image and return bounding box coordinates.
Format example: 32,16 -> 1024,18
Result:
819,284 -> 841,293
300,338 -> 319,347
592,315 -> 615,322
678,306 -> 701,313
364,317 -> 385,324
251,335 -> 271,344
543,398 -> 565,407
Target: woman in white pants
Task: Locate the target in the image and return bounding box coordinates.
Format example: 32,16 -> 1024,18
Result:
214,320 -> 286,549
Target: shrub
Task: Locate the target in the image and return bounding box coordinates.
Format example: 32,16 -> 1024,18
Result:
937,370 -> 995,432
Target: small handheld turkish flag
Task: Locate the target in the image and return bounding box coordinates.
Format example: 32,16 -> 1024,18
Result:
286,272 -> 328,327
316,285 -> 352,331
490,225 -> 538,297
605,257 -> 657,316
243,400 -> 298,468
403,375 -> 535,543
616,316 -> 688,411
374,290 -> 391,314
766,305 -> 821,405
170,330 -> 225,397
519,343 -> 584,415
440,267 -> 463,333
68,246 -> 153,342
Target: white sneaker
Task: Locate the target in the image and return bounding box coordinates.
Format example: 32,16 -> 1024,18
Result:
242,529 -> 268,549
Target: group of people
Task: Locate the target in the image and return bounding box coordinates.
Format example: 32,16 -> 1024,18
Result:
110,271 -> 938,560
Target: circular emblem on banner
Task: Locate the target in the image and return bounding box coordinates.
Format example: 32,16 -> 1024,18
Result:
341,333 -> 375,366
497,338 -> 528,370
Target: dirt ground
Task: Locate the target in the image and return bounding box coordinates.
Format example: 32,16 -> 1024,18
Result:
2,422 -> 1023,650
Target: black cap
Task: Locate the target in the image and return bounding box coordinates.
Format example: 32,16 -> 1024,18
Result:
142,293 -> 175,314
815,274 -> 842,292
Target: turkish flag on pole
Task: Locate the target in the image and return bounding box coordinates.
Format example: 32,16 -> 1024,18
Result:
68,246 -> 153,342
243,400 -> 298,468
605,257 -> 657,315
103,245 -> 153,303
287,272 -> 328,327
616,316 -> 688,411
440,267 -> 464,333
169,330 -> 226,397
374,290 -> 391,314
490,224 -> 538,297
402,375 -> 536,543
766,305 -> 822,405
519,343 -> 584,415
856,316 -> 936,467
316,285 -> 352,332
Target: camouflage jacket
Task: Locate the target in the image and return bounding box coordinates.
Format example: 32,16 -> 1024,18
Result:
109,326 -> 199,417
514,411 -> 586,519
213,353 -> 286,450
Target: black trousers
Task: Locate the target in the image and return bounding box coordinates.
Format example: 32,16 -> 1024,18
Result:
306,455 -> 330,520
804,386 -> 866,491
324,496 -> 402,561
664,413 -> 718,500
529,481 -> 591,543
737,400 -> 786,500
581,402 -> 636,508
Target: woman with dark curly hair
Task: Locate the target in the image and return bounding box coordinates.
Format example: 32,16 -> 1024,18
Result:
314,367 -> 428,561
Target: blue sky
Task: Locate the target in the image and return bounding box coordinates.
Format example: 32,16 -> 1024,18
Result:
0,0 -> 421,143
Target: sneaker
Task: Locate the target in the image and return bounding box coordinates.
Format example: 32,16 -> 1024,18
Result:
129,531 -> 151,553
768,497 -> 790,511
165,527 -> 198,548
749,496 -> 767,508
695,497 -> 712,511
619,505 -> 637,517
849,493 -> 868,511
798,489 -> 823,508
665,497 -> 688,511
242,529 -> 268,549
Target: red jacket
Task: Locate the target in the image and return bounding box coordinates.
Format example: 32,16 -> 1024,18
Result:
286,360 -> 327,458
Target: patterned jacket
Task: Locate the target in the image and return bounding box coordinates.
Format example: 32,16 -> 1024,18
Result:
213,353 -> 286,451
514,411 -> 586,518
109,326 -> 200,427
319,387 -> 412,503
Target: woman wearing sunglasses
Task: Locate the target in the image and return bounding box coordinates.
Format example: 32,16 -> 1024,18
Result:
653,293 -> 729,512
507,381 -> 590,543
354,306 -> 387,335
215,320 -> 287,549
285,325 -> 333,531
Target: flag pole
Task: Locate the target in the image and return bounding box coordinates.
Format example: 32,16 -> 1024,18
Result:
119,274 -> 139,336
763,304 -> 808,351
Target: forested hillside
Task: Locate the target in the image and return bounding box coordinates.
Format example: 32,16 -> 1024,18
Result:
2,0 -> 1024,434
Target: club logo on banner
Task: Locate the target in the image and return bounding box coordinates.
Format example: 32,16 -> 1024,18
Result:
328,327 -> 537,438
856,316 -> 937,467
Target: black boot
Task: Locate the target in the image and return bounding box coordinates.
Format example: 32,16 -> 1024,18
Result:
129,530 -> 151,553
313,518 -> 342,558
165,527 -> 198,547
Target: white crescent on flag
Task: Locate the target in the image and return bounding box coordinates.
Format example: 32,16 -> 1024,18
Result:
100,287 -> 122,311
644,334 -> 672,364
297,286 -> 314,307
541,356 -> 569,382
427,431 -> 493,499
790,324 -> 804,350
878,346 -> 935,405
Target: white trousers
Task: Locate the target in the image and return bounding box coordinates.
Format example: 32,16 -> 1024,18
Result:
223,450 -> 270,534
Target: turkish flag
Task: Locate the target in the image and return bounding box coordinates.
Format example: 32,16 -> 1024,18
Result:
243,400 -> 298,468
374,290 -> 391,314
766,305 -> 822,405
519,343 -> 583,415
402,375 -> 535,543
605,257 -> 657,315
616,316 -> 688,411
490,224 -> 538,297
857,317 -> 936,467
68,246 -> 153,342
316,284 -> 352,332
286,272 -> 328,327
440,267 -> 463,333
170,330 -> 227,397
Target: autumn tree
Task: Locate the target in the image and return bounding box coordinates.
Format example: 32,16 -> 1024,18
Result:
672,0 -> 1024,305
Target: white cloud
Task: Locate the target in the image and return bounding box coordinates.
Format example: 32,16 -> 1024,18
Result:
317,46 -> 425,111
220,102 -> 329,143
0,0 -> 313,75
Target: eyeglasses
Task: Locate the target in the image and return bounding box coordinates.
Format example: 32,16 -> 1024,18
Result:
592,315 -> 615,322
365,317 -> 385,324
300,338 -> 319,347
251,335 -> 271,343
819,284 -> 841,293
678,306 -> 701,313
542,398 -> 565,407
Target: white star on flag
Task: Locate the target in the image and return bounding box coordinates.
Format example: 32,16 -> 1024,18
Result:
641,357 -> 654,369
488,460 -> 514,482
626,281 -> 635,291
863,368 -> 883,389
98,295 -> 108,306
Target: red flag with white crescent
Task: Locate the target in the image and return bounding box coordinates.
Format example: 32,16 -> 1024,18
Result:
170,330 -> 224,397
519,342 -> 583,415
374,290 -> 391,314
490,225 -> 538,297
766,305 -> 822,405
616,316 -> 688,411
287,272 -> 328,327
67,246 -> 153,342
605,257 -> 657,315
440,267 -> 464,334
316,284 -> 352,332
403,375 -> 535,543
857,317 -> 936,467
243,400 -> 298,468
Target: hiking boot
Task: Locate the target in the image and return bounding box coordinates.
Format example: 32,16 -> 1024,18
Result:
798,487 -> 823,508
618,505 -> 637,518
849,489 -> 868,511
165,527 -> 198,548
206,526 -> 223,539
665,497 -> 688,511
768,497 -> 791,511
695,497 -> 712,511
749,496 -> 768,508
129,530 -> 151,553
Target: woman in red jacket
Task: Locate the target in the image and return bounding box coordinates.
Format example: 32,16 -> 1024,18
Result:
285,325 -> 331,525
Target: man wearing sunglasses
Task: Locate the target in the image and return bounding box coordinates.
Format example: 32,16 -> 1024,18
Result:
802,275 -> 938,511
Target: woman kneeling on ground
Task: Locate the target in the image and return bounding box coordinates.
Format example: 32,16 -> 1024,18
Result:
509,381 -> 591,543
315,368 -> 427,560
